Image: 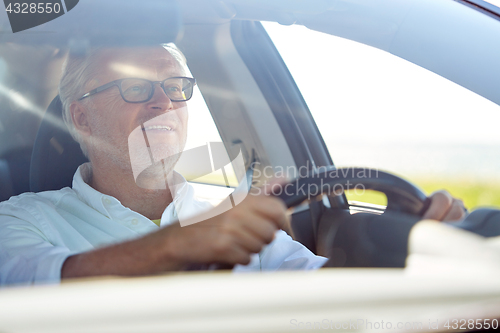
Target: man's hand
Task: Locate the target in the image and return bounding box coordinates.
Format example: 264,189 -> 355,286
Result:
422,190 -> 467,221
62,193 -> 287,279
166,194 -> 288,266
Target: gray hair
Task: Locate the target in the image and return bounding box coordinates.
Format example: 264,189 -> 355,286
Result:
58,43 -> 189,158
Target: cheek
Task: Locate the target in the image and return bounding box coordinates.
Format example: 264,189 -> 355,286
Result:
98,95 -> 123,120
179,110 -> 188,141
180,110 -> 188,129
175,104 -> 188,128
88,98 -> 129,137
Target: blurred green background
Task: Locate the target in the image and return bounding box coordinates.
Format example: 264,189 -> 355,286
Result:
345,177 -> 500,210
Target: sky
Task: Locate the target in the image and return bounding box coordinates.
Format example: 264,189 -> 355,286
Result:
261,21 -> 500,180
183,11 -> 500,182
263,22 -> 500,146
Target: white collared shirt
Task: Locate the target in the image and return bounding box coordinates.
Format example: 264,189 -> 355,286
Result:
0,163 -> 327,286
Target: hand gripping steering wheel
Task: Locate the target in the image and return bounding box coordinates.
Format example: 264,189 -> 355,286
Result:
272,166 -> 432,268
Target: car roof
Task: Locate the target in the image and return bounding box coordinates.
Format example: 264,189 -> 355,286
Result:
1,0 -> 499,106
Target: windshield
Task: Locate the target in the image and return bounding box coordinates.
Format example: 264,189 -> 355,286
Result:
1,1 -> 500,331
265,22 -> 500,209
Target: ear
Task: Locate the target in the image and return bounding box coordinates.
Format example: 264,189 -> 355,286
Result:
70,101 -> 92,137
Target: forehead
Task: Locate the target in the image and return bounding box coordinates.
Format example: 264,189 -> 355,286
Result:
95,47 -> 183,81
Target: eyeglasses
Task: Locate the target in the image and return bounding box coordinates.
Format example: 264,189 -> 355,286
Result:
78,77 -> 196,103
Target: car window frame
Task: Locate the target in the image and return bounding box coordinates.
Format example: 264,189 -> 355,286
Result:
230,20 -> 348,211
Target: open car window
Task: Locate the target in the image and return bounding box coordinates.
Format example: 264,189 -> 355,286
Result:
265,22 -> 500,209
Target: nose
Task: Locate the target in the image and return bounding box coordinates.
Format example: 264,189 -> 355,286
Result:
146,82 -> 173,112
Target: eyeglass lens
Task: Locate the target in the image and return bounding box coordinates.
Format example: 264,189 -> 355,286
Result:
119,78 -> 193,102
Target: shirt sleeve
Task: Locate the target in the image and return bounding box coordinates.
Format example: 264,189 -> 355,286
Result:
0,214 -> 71,287
233,230 -> 328,272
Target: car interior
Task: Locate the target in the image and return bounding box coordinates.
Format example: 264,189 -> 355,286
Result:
1,1 -> 500,332
1,0 -> 500,267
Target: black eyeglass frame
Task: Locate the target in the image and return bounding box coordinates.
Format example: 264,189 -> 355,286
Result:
78,76 -> 197,103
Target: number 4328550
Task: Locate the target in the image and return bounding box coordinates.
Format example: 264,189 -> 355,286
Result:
444,319 -> 498,330
6,3 -> 61,14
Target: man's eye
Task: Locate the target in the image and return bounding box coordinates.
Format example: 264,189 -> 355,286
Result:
166,85 -> 181,92
125,85 -> 146,95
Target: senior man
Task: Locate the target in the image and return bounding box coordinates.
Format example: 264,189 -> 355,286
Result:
0,45 -> 465,286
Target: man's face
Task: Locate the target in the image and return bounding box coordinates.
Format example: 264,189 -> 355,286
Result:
82,47 -> 189,182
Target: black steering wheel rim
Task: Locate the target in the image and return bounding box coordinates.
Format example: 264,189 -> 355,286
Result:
274,166 -> 430,216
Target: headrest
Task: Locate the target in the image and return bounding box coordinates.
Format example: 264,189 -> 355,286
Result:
30,95 -> 88,192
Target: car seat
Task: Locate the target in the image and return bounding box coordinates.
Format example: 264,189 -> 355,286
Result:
30,95 -> 88,192
0,147 -> 32,201
0,159 -> 14,201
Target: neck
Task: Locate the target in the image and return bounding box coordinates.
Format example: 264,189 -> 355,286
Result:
89,158 -> 174,220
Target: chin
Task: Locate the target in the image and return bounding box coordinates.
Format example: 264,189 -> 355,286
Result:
133,155 -> 181,190
128,140 -> 185,190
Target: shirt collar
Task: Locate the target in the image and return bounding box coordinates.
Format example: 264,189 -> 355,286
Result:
72,163 -> 114,218
71,163 -> 211,227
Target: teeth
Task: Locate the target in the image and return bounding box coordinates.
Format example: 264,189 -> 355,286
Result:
144,125 -> 172,131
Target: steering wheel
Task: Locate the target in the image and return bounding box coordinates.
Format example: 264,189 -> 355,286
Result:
211,166 -> 497,269
270,166 -> 433,268
274,166 -> 431,216
204,166 -> 431,270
